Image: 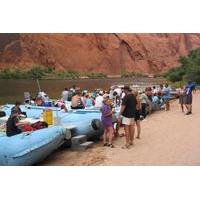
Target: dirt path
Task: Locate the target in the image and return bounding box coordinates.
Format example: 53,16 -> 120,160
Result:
41,92 -> 200,166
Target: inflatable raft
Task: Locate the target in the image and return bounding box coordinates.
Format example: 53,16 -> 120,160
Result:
0,125 -> 70,166
1,104 -> 105,140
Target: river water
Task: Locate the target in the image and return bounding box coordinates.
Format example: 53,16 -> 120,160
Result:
0,78 -> 165,104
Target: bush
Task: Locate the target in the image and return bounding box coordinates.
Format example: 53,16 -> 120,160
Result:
27,66 -> 45,79
85,72 -> 106,79
0,68 -> 26,79
66,70 -> 80,79
165,67 -> 185,82
165,48 -> 200,84
121,71 -> 147,78
185,65 -> 200,84
54,70 -> 80,79
44,66 -> 55,73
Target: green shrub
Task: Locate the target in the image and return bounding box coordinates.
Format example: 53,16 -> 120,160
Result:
27,66 -> 45,79
121,71 -> 147,78
165,48 -> 200,84
44,66 -> 55,73
0,68 -> 26,79
185,65 -> 200,84
165,67 -> 185,82
85,72 -> 106,79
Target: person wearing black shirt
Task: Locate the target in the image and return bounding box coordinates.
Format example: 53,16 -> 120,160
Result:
117,86 -> 136,149
6,111 -> 22,137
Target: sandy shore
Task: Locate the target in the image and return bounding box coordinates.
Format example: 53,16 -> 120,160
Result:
41,92 -> 200,166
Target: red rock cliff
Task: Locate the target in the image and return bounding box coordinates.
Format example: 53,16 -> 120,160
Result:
0,33 -> 200,74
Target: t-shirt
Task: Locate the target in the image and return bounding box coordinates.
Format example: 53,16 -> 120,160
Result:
121,93 -> 136,118
186,83 -> 194,96
95,95 -> 104,108
85,98 -> 93,107
101,103 -> 113,127
62,90 -> 69,101
162,87 -> 171,99
6,117 -> 22,137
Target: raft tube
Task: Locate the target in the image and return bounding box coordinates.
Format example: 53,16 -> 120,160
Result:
0,125 -> 68,166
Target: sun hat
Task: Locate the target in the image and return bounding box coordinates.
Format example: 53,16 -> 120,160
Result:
99,90 -> 104,95
103,94 -> 109,99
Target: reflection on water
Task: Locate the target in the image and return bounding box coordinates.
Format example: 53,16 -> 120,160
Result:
0,78 -> 165,104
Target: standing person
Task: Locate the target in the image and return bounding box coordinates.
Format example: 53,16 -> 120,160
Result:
185,81 -> 194,115
101,94 -> 114,148
162,83 -> 171,111
95,91 -> 104,108
117,86 -> 136,149
133,91 -> 141,139
61,88 -> 69,101
140,91 -> 149,119
177,86 -> 186,112
85,94 -> 93,107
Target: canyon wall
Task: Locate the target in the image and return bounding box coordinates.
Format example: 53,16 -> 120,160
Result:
0,33 -> 200,74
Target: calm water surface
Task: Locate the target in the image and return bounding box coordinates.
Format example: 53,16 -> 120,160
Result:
0,78 -> 164,104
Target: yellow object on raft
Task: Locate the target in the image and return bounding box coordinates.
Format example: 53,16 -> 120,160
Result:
43,109 -> 53,125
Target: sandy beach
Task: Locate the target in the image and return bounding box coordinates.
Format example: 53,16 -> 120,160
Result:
41,92 -> 200,166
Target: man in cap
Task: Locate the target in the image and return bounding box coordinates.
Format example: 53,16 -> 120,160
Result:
117,86 -> 136,148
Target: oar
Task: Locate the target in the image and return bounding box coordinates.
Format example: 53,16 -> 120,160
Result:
36,79 -> 41,92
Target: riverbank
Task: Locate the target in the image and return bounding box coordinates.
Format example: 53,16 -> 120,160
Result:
40,92 -> 200,166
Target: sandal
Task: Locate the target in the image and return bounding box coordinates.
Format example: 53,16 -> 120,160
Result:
122,144 -> 130,149
129,141 -> 134,145
103,143 -> 108,146
119,133 -> 125,137
108,144 -> 114,148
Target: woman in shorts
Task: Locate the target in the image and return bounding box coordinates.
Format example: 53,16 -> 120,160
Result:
101,94 -> 114,148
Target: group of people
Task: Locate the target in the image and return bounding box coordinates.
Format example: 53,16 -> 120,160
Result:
100,84 -> 172,149
5,81 -> 196,145
59,83 -> 172,149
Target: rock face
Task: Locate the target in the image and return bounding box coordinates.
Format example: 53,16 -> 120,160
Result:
0,33 -> 200,74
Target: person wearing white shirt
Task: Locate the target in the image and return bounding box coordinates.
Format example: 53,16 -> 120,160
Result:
95,91 -> 104,108
61,88 -> 69,101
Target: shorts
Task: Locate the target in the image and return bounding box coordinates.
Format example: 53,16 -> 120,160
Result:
179,95 -> 186,104
185,94 -> 192,104
122,116 -> 135,125
163,96 -> 170,103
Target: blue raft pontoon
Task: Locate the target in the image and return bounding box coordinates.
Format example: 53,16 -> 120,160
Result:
0,125 -> 69,166
2,104 -> 105,139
